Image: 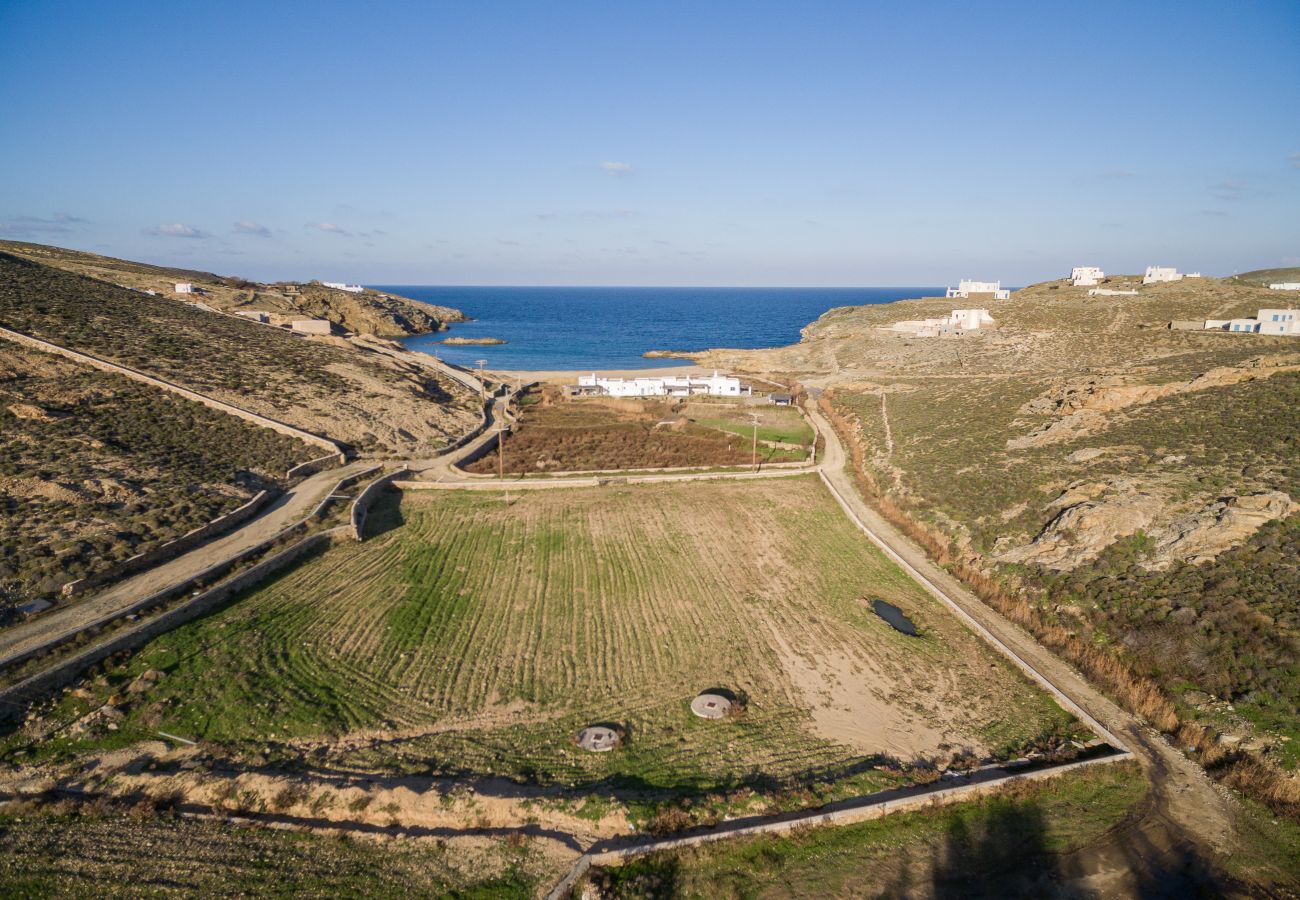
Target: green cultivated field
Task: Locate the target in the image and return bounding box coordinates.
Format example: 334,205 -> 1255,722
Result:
16,478 -> 1074,817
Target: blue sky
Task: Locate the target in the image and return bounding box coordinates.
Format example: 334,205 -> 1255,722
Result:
2,0 -> 1297,285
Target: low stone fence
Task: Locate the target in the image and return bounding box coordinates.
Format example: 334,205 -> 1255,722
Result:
60,490 -> 273,599
0,326 -> 346,461
395,466 -> 814,493
288,452 -> 347,479
0,466 -> 376,677
547,752 -> 1132,899
349,466 -> 409,540
0,531 -> 340,723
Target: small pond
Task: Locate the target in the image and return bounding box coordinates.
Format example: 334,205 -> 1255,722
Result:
872,599 -> 919,636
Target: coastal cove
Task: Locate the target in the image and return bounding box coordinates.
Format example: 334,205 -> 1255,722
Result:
384,286 -> 942,370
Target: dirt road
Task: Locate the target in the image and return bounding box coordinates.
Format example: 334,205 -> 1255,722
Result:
0,462 -> 372,668
804,402 -> 1241,886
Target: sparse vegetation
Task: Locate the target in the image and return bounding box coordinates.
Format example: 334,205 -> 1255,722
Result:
0,799 -> 539,897
586,763 -> 1151,898
0,251 -> 478,453
0,344 -> 312,611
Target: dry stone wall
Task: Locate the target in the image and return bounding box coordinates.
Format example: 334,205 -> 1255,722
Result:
61,491 -> 273,599
0,531 -> 338,722
0,326 -> 346,464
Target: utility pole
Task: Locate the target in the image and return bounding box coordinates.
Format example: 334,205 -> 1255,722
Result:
750,412 -> 761,473
476,359 -> 487,399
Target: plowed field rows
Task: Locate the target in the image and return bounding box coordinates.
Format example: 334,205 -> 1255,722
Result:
63,478 -> 1071,796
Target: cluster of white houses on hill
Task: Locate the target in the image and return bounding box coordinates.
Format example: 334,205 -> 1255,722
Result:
576,371 -> 751,398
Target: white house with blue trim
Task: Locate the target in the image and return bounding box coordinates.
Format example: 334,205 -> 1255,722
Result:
1204,309 -> 1298,335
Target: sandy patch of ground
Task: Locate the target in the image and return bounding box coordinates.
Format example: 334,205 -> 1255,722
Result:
763,621 -> 957,761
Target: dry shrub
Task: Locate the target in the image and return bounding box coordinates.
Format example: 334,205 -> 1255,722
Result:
646,805 -> 695,835
1214,756 -> 1300,819
270,783 -> 309,812
818,392 -> 1297,823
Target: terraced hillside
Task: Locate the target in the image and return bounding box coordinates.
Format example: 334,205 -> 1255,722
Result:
0,343 -> 313,613
11,479 -> 1076,824
0,251 -> 479,453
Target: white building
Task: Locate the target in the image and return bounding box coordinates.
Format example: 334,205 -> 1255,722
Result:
235,310 -> 272,324
946,280 -> 1010,300
322,281 -> 364,293
1088,288 -> 1138,297
174,282 -> 194,294
1071,266 -> 1104,287
290,318 -> 332,335
577,370 -> 750,398
1269,283 -> 1300,291
1204,309 -> 1298,336
891,308 -> 995,337
1143,266 -> 1183,284
1259,309 -> 1299,335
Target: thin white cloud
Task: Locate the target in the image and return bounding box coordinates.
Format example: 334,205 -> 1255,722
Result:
147,222 -> 207,238
1291,152 -> 1300,170
601,161 -> 633,176
307,222 -> 351,236
0,213 -> 89,238
233,220 -> 271,237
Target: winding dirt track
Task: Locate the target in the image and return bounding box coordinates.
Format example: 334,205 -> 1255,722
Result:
806,403 -> 1243,892
1,382 -> 1253,895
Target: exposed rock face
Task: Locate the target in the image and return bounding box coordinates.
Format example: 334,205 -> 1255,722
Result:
1000,482 -> 1294,572
999,481 -> 1164,570
291,285 -> 466,338
1152,491 -> 1294,569
1009,357 -> 1300,449
6,403 -> 59,422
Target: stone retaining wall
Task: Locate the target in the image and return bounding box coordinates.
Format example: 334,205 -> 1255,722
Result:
548,752 -> 1132,899
60,490 -> 273,599
0,466 -> 376,678
0,326 -> 346,463
0,531 -> 339,722
349,466 -> 409,540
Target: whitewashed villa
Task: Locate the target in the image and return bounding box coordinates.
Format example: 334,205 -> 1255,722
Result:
1203,309 -> 1298,335
1071,266 -> 1104,286
946,280 -> 1010,300
577,370 -> 751,397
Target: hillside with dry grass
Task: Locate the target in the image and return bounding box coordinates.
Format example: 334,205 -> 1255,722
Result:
0,342 -> 315,614
683,274 -> 1300,784
0,240 -> 465,337
0,251 -> 479,454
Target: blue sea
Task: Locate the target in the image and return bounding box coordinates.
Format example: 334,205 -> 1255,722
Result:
377,286 -> 942,371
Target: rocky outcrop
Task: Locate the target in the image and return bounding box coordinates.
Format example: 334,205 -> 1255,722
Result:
999,481 -> 1164,570
999,481 -> 1295,572
291,285 -> 466,338
1009,357 -> 1300,449
1151,491 -> 1294,569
